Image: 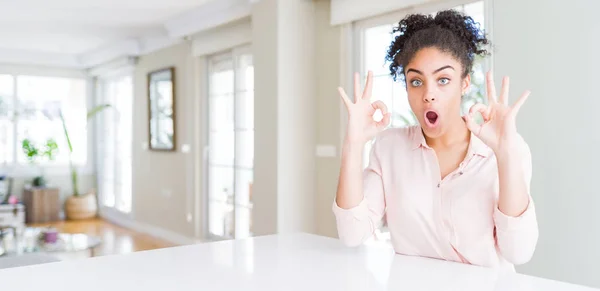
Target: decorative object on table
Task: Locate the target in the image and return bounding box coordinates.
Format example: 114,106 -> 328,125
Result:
7,196 -> 17,205
0,175 -> 13,204
59,104 -> 111,220
22,186 -> 60,223
21,137 -> 59,188
148,67 -> 176,151
41,227 -> 58,244
30,228 -> 101,257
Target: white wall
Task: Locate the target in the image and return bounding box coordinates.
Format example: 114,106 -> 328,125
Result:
277,0 -> 317,234
314,0 -> 343,238
250,0 -> 279,236
492,0 -> 600,288
251,0 -> 317,235
132,42 -> 197,239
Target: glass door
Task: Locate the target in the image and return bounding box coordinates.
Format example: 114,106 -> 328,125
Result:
206,45 -> 254,240
97,74 -> 133,214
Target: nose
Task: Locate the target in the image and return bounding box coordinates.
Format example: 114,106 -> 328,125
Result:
422,83 -> 437,103
423,93 -> 436,103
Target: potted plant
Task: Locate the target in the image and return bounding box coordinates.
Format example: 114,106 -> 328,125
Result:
21,138 -> 58,187
60,104 -> 111,220
21,137 -> 61,223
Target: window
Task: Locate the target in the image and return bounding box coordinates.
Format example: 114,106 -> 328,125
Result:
0,75 -> 15,165
0,74 -> 88,168
96,74 -> 133,214
355,1 -> 487,242
206,45 -> 254,240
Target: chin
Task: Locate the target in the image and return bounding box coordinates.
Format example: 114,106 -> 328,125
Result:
420,123 -> 445,138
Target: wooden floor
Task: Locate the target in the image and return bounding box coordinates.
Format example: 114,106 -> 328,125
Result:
28,218 -> 177,257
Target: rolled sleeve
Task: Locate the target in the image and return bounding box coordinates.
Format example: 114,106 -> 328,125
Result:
332,169 -> 386,247
332,197 -> 370,221
494,196 -> 539,265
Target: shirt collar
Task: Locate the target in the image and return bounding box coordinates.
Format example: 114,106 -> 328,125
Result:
411,127 -> 491,158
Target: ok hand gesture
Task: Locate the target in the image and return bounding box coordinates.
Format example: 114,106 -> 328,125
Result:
464,71 -> 530,153
339,71 -> 391,145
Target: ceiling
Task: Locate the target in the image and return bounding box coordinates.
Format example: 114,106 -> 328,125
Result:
0,0 -> 247,69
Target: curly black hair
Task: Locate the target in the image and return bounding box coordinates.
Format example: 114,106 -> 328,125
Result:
385,9 -> 490,82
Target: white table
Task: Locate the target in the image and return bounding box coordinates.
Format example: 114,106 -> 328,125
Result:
0,233 -> 596,290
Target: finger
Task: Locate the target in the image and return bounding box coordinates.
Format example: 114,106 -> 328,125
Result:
469,103 -> 490,121
371,100 -> 389,116
354,72 -> 360,101
511,90 -> 531,116
499,76 -> 509,105
463,113 -> 481,136
363,70 -> 373,100
486,71 -> 497,104
338,87 -> 352,107
377,113 -> 391,128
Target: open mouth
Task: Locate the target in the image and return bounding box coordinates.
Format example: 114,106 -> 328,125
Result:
424,110 -> 439,127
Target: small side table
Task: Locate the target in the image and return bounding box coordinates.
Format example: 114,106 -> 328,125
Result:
22,187 -> 60,223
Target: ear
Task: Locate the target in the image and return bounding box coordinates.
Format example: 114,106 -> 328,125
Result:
462,74 -> 471,95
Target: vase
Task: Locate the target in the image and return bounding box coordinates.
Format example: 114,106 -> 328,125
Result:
65,192 -> 98,220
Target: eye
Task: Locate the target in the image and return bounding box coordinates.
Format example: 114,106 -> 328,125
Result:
410,79 -> 422,87
438,78 -> 450,85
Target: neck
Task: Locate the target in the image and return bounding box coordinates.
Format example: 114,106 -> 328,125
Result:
425,119 -> 471,149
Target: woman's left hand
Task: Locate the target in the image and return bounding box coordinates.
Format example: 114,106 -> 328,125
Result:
464,71 -> 530,154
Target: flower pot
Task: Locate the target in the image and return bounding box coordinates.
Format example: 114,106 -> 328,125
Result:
65,193 -> 98,220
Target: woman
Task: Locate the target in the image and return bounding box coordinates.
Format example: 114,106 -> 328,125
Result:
333,9 -> 538,271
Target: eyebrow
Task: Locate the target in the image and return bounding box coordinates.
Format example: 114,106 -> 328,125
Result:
434,65 -> 455,74
406,65 -> 455,75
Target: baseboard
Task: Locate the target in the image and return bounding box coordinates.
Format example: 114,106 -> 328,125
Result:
99,209 -> 197,246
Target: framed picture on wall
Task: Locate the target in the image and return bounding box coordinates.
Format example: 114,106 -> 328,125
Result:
147,67 -> 176,151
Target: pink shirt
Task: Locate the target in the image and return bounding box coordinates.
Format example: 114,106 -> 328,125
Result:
332,125 -> 538,271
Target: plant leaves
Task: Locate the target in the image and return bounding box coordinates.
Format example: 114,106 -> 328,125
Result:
59,110 -> 73,154
87,104 -> 111,120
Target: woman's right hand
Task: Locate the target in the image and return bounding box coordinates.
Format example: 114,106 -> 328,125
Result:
338,70 -> 391,145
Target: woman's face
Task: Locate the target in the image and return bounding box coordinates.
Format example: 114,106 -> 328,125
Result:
404,47 -> 470,138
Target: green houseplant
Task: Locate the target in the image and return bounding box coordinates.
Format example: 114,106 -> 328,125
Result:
60,104 -> 111,220
21,138 -> 58,187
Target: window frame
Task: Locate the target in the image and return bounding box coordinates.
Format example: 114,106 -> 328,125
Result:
0,67 -> 94,178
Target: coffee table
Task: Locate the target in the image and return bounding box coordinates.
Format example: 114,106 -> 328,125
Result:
1,227 -> 102,258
